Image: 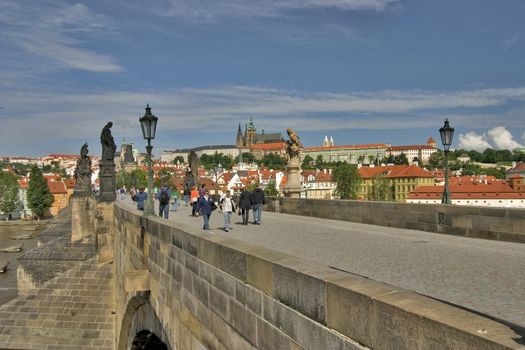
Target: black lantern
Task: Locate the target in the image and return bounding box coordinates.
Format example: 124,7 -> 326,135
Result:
439,119 -> 454,152
139,104 -> 158,141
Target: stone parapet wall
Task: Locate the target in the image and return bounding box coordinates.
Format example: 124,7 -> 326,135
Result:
114,202 -> 523,350
265,197 -> 525,243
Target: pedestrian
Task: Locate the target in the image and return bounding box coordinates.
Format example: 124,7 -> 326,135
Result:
196,190 -> 215,230
251,184 -> 265,225
119,186 -> 126,200
190,186 -> 199,216
219,190 -> 236,232
130,186 -> 137,201
170,188 -> 179,212
238,186 -> 253,225
134,187 -> 147,211
199,183 -> 207,197
183,186 -> 190,206
156,185 -> 170,219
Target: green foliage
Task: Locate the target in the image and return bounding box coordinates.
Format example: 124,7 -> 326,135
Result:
460,163 -> 507,179
264,180 -> 279,196
301,155 -> 315,169
393,153 -> 409,165
200,152 -> 234,170
237,152 -> 256,164
173,156 -> 185,164
332,163 -> 361,200
247,182 -> 257,191
154,168 -> 173,188
315,155 -> 324,166
259,153 -> 287,170
0,171 -> 20,216
368,175 -> 393,201
9,162 -> 32,176
427,150 -> 444,168
116,169 -> 148,189
27,166 -> 54,218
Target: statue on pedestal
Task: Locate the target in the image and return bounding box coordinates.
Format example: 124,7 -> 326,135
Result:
285,128 -> 303,162
283,128 -> 303,198
99,122 -> 116,202
100,122 -> 116,164
74,143 -> 92,193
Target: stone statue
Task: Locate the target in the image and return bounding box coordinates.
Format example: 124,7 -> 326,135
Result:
184,151 -> 199,189
285,128 -> 303,161
100,122 -> 116,163
74,143 -> 92,193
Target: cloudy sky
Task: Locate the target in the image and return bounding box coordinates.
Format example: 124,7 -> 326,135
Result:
1,0 -> 525,157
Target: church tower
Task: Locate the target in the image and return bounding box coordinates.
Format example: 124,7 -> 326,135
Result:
323,135 -> 330,147
236,123 -> 244,148
246,117 -> 256,147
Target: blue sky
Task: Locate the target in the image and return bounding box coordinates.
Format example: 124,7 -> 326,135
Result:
1,0 -> 525,157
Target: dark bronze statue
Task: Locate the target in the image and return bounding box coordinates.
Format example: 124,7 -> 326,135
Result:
184,151 -> 199,189
100,122 -> 116,163
74,143 -> 92,193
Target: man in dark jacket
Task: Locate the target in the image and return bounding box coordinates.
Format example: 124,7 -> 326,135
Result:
250,185 -> 265,225
196,191 -> 215,230
238,187 -> 253,225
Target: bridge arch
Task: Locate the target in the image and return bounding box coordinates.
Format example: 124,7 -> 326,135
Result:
118,294 -> 170,350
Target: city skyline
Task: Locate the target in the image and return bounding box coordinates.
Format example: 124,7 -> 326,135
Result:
1,0 -> 525,156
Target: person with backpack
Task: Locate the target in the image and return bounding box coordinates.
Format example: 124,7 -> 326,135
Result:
156,185 -> 170,219
219,190 -> 236,232
134,187 -> 147,211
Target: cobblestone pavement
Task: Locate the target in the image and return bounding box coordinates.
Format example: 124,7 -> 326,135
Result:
122,198 -> 525,329
0,258 -> 115,350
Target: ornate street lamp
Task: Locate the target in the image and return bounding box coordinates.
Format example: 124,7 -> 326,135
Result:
439,119 -> 454,204
139,104 -> 158,215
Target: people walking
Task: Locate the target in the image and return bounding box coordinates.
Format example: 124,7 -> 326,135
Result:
219,190 -> 236,232
190,186 -> 199,216
156,185 -> 170,219
196,190 -> 215,230
183,186 -> 190,206
134,187 -> 147,211
238,187 -> 253,225
251,184 -> 265,225
119,186 -> 126,200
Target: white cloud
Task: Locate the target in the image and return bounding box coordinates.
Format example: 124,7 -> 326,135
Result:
458,132 -> 491,152
487,126 -> 523,150
155,0 -> 400,20
0,1 -> 122,73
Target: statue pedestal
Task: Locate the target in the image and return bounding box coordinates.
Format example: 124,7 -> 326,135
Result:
283,159 -> 302,198
71,192 -> 96,242
99,162 -> 116,202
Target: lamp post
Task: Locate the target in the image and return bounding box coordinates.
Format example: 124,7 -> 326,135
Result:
439,119 -> 454,204
139,104 -> 158,215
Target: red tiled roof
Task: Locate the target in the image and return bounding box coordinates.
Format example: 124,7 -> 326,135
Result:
304,143 -> 389,152
358,166 -> 392,179
426,137 -> 436,144
250,142 -> 286,151
47,181 -> 67,194
509,174 -> 524,179
385,165 -> 434,178
64,178 -> 76,189
47,154 -> 79,159
511,162 -> 525,171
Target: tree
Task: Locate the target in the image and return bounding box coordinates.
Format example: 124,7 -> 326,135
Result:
332,163 -> 361,199
302,155 -> 314,169
0,171 -> 20,219
173,156 -> 185,165
27,166 -> 54,219
368,175 -> 392,201
116,170 -> 131,189
315,155 -> 324,167
394,153 -> 409,165
238,152 -> 256,164
155,168 -> 173,188
259,153 -> 287,170
116,169 -> 147,189
427,150 -> 444,168
264,180 -> 280,196
482,148 -> 497,163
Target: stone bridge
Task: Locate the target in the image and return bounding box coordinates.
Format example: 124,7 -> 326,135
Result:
113,199 -> 524,350
0,197 -> 524,349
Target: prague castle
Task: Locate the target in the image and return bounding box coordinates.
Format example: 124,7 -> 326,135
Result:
236,117 -> 282,149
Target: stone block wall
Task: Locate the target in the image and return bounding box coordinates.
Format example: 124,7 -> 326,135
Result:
265,198 -> 525,243
113,202 -> 522,350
